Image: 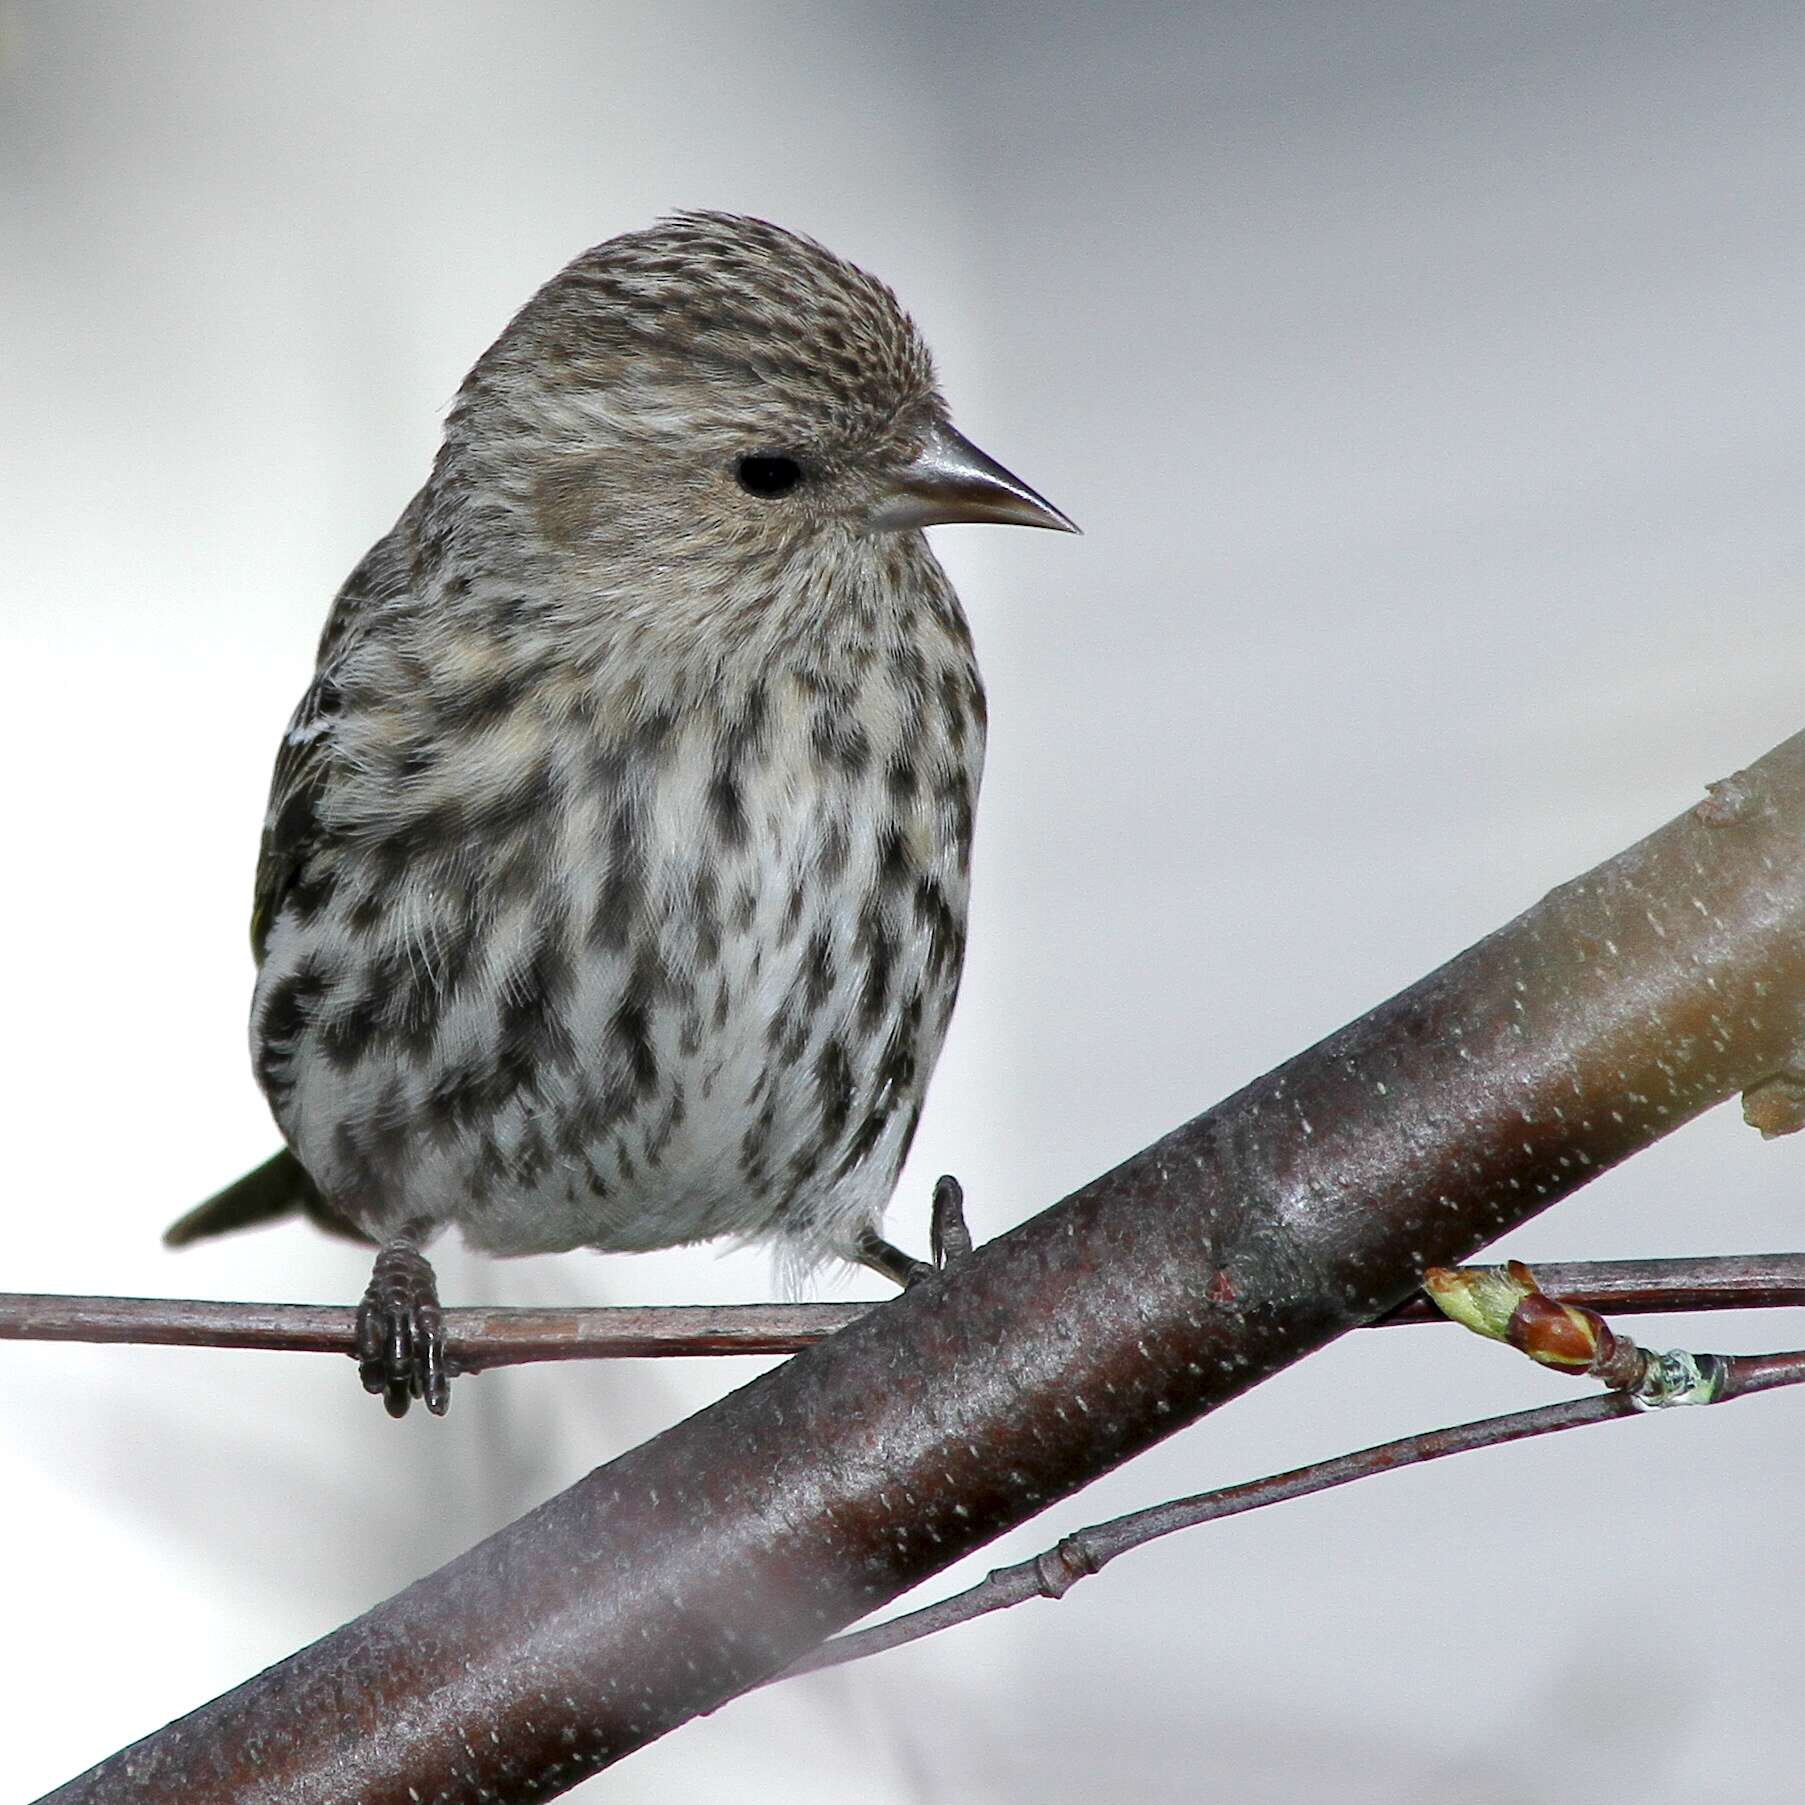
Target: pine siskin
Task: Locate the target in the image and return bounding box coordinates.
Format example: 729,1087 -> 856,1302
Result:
164,212 -> 1075,1415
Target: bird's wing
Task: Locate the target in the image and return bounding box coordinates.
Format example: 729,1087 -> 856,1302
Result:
250,497 -> 424,965
250,667 -> 342,965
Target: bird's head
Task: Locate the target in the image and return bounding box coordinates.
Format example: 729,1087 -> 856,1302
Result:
438,212 -> 1074,588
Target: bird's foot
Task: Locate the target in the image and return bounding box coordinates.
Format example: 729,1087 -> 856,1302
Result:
856,1174 -> 974,1291
355,1235 -> 450,1418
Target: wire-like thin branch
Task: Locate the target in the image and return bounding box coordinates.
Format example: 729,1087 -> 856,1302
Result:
1372,1252 -> 1805,1324
3,1253 -> 1801,1371
781,1347 -> 1805,1681
0,1293 -> 867,1365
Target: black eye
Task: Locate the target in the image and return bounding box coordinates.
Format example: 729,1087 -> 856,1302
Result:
735,453 -> 805,498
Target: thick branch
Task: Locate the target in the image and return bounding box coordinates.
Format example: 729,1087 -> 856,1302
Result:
44,730 -> 1805,1804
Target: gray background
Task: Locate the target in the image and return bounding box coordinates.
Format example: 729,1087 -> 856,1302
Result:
4,4 -> 1803,1799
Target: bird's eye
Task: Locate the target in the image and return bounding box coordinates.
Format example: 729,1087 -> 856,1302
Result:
735,453 -> 805,499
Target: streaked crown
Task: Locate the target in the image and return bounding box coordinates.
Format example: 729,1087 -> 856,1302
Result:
460,211 -> 945,458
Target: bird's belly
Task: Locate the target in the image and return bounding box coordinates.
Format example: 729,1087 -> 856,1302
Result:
451,814 -> 948,1262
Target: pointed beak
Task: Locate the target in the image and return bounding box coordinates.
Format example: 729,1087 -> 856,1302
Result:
868,422 -> 1079,535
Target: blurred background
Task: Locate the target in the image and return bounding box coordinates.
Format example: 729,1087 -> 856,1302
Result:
5,4 -> 1804,1799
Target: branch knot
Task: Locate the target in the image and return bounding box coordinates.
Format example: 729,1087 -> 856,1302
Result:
1035,1537 -> 1100,1599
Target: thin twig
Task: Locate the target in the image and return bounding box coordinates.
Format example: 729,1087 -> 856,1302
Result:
779,1347 -> 1805,1682
1373,1251 -> 1805,1323
0,1293 -> 867,1367
2,1253 -> 1799,1370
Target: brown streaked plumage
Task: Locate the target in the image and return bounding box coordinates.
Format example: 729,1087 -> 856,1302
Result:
165,212 -> 1075,1415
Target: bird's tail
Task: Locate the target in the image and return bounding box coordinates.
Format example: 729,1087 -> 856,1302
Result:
164,1147 -> 332,1247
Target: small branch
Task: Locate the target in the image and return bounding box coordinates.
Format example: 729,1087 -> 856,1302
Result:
3,1252 -> 1801,1371
779,1346 -> 1805,1683
0,1293 -> 867,1367
1373,1251 -> 1805,1323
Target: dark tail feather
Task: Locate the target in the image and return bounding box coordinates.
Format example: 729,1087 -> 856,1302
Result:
163,1148 -> 323,1248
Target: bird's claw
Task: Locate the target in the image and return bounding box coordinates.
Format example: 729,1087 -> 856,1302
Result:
355,1239 -> 450,1417
929,1173 -> 973,1271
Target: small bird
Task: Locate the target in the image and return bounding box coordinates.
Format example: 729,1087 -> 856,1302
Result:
165,212 -> 1075,1416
